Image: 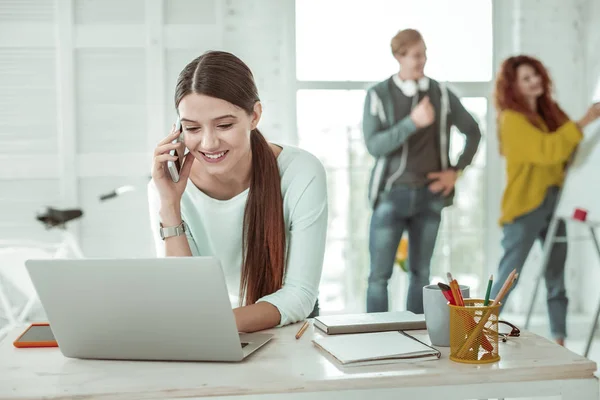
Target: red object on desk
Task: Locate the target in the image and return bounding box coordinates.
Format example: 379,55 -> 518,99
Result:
437,282 -> 456,305
573,208 -> 588,222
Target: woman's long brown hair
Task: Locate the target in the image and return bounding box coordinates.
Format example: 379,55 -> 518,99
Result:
174,51 -> 285,306
494,55 -> 569,153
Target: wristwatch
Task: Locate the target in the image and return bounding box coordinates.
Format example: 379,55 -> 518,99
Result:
159,220 -> 187,240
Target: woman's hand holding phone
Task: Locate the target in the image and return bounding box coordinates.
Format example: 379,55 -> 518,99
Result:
152,123 -> 195,213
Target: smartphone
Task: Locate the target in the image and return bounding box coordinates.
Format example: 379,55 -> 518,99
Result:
13,323 -> 58,348
167,118 -> 186,183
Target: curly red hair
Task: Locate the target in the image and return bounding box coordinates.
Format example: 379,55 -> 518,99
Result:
494,55 -> 569,153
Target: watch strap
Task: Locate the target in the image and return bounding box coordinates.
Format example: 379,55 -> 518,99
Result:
160,220 -> 186,240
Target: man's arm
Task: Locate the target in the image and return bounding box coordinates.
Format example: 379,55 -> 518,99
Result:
362,89 -> 419,157
448,90 -> 482,170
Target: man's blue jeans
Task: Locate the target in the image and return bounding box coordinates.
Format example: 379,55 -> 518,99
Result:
367,185 -> 445,314
490,186 -> 568,339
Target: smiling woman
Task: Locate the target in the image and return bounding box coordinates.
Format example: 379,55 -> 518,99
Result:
147,51 -> 329,333
179,107 -> 251,176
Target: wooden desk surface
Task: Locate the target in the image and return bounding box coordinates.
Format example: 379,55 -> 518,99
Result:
0,322 -> 596,400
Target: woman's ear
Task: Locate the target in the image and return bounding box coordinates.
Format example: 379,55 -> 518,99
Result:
251,102 -> 262,130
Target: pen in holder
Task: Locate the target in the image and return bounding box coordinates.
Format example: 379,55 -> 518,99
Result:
449,299 -> 501,364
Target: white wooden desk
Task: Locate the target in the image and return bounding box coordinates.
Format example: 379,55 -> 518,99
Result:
0,323 -> 597,400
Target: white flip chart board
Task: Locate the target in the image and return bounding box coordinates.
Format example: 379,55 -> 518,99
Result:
554,119 -> 600,222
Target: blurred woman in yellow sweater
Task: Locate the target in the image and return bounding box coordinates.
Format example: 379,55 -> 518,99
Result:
490,55 -> 600,345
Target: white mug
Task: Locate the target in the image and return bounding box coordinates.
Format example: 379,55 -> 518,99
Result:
422,284 -> 470,347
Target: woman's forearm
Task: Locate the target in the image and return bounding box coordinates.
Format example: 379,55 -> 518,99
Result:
576,115 -> 590,130
233,302 -> 281,333
160,203 -> 193,257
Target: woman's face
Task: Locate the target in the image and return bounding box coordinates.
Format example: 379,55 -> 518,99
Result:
516,64 -> 544,100
177,93 -> 261,178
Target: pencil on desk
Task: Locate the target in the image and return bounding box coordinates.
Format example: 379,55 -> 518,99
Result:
295,320 -> 310,339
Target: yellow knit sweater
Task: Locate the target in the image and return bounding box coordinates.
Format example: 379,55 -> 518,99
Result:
499,110 -> 583,225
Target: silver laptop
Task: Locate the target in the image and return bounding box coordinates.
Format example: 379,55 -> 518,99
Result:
25,257 -> 273,362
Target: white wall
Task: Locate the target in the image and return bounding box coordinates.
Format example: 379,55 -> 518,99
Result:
586,0 -> 600,101
0,0 -> 295,259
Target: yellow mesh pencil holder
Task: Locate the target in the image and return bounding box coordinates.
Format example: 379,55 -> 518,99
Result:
449,299 -> 501,364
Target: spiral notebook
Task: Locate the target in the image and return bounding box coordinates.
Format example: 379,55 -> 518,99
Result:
312,331 -> 441,367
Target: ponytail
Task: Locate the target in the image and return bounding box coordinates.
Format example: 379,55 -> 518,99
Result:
239,129 -> 285,306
